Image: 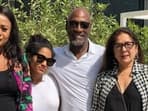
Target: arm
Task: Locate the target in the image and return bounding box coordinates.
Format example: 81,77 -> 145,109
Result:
91,76 -> 101,111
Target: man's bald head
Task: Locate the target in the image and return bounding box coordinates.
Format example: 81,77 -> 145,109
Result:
67,7 -> 91,22
66,7 -> 91,50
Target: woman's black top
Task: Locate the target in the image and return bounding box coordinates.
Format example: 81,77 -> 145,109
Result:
105,80 -> 142,111
0,70 -> 18,111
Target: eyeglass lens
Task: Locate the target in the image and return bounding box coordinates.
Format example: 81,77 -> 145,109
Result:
36,54 -> 56,66
68,20 -> 90,29
114,42 -> 135,50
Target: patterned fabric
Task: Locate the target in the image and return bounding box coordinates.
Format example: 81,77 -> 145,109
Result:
12,54 -> 32,111
91,61 -> 148,111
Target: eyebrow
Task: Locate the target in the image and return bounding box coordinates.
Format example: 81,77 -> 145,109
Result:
115,41 -> 134,43
0,24 -> 10,28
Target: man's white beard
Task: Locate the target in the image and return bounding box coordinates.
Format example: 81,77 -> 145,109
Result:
71,39 -> 84,47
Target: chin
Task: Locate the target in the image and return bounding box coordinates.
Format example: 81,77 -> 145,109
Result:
71,41 -> 84,47
37,70 -> 45,75
119,60 -> 133,66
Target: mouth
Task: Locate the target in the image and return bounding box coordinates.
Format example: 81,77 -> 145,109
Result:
39,67 -> 47,73
121,54 -> 129,58
76,35 -> 84,39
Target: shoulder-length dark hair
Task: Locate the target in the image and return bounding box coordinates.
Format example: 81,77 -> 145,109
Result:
0,6 -> 22,69
100,27 -> 144,72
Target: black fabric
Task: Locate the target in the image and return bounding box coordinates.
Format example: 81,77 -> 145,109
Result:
105,80 -> 142,111
0,70 -> 18,111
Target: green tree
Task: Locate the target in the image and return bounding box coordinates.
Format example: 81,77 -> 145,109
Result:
2,0 -> 148,63
128,21 -> 148,63
10,0 -> 118,46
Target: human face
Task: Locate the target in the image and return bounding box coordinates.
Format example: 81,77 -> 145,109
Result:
30,47 -> 55,76
66,9 -> 91,47
113,33 -> 138,67
0,14 -> 11,48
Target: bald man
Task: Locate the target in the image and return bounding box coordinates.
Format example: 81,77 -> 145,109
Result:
50,7 -> 105,111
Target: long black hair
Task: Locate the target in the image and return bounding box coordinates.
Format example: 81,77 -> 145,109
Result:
0,6 -> 23,69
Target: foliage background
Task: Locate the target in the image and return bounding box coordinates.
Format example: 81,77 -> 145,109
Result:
1,0 -> 148,63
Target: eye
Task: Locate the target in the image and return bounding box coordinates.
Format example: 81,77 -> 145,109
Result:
125,42 -> 135,49
36,54 -> 45,63
47,58 -> 56,66
80,21 -> 90,29
114,43 -> 122,49
0,27 -> 8,32
68,21 -> 78,28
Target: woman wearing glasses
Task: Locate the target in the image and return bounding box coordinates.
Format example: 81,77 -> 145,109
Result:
91,27 -> 148,111
25,34 -> 60,111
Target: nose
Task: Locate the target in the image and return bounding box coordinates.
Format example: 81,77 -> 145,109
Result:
121,45 -> 127,51
41,60 -> 48,66
74,24 -> 83,32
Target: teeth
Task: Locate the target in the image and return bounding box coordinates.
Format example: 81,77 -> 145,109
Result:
76,35 -> 82,38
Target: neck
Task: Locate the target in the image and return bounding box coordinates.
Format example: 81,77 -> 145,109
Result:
118,62 -> 134,77
0,54 -> 9,71
70,41 -> 89,59
119,61 -> 134,71
31,74 -> 43,84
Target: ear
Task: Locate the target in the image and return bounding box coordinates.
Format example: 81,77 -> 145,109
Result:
87,21 -> 92,32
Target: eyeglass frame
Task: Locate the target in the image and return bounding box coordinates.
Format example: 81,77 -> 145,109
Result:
34,53 -> 56,66
113,41 -> 136,50
67,20 -> 90,29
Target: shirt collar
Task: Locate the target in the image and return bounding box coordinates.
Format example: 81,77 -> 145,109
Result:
64,39 -> 96,56
109,60 -> 145,77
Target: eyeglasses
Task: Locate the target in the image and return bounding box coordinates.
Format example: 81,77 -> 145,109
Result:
114,41 -> 135,50
68,20 -> 90,29
35,53 -> 56,66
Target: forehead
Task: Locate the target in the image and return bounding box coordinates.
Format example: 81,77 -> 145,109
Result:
38,47 -> 52,58
0,14 -> 11,26
115,32 -> 133,42
38,47 -> 51,53
68,9 -> 90,22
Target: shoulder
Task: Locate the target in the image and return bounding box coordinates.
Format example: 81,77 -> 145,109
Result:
89,40 -> 105,51
133,62 -> 148,73
94,44 -> 105,51
95,70 -> 115,84
94,71 -> 116,96
47,71 -> 60,89
54,45 -> 68,54
89,40 -> 105,49
133,63 -> 148,81
142,64 -> 148,76
143,64 -> 148,70
54,47 -> 63,52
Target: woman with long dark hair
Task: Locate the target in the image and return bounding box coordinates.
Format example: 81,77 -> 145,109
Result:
0,6 -> 32,111
91,27 -> 148,111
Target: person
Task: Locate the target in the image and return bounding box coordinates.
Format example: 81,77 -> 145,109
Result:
0,6 -> 32,111
91,27 -> 148,111
51,7 -> 105,111
25,34 -> 61,111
